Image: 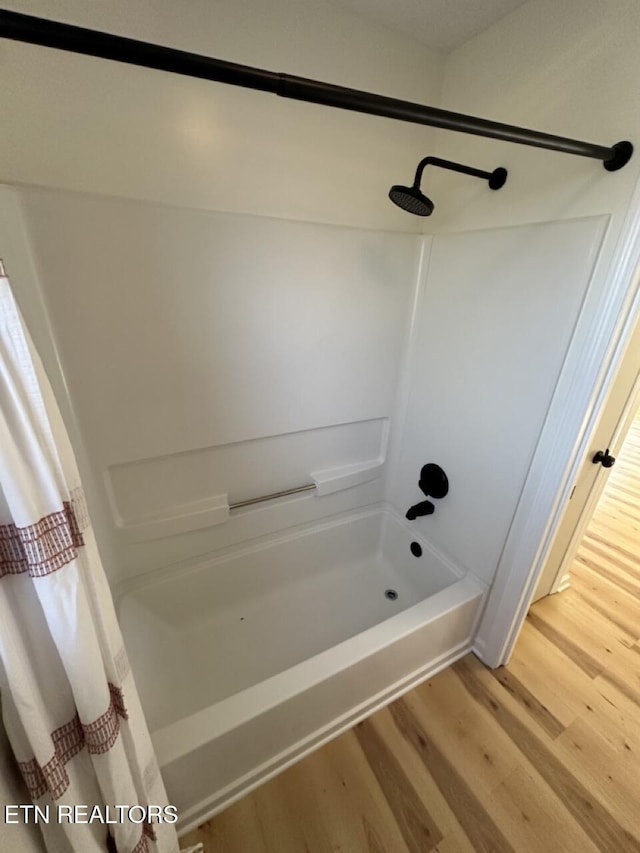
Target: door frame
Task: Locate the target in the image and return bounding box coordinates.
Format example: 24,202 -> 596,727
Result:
475,174 -> 640,668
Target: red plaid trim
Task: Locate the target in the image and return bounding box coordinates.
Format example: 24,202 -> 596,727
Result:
17,683 -> 128,801
143,821 -> 157,842
109,683 -> 129,720
0,502 -> 84,579
84,702 -> 120,755
131,831 -> 150,853
18,757 -> 51,801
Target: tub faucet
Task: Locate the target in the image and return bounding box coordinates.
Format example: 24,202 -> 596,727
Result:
405,500 -> 434,521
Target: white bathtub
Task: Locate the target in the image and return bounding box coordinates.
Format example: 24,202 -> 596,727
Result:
117,506 -> 485,832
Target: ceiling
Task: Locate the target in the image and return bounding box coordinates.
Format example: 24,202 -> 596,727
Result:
328,0 -> 529,52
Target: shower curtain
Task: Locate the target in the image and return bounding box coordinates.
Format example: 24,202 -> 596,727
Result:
0,272 -> 179,853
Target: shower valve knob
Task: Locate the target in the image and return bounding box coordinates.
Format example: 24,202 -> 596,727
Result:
592,448 -> 616,468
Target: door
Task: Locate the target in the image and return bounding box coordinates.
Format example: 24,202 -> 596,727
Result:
533,313 -> 640,601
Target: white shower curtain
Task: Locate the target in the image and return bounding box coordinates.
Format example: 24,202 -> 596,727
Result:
0,272 -> 180,853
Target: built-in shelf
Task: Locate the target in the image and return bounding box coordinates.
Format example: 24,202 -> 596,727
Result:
108,419 -> 388,542
115,495 -> 229,542
114,457 -> 385,542
311,460 -> 385,496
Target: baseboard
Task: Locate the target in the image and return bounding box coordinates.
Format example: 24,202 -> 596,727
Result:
553,573 -> 571,594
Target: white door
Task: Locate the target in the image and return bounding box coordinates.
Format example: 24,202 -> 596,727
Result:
532,315 -> 640,601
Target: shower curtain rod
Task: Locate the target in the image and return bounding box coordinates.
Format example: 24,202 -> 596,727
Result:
0,9 -> 632,171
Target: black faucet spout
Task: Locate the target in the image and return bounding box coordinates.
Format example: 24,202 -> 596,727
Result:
405,500 -> 435,521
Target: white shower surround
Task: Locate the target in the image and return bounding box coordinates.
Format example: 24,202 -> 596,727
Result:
117,506 -> 485,829
2,184 -> 613,831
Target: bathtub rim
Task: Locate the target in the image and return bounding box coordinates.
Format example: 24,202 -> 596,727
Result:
174,581 -> 483,835
152,571 -> 484,765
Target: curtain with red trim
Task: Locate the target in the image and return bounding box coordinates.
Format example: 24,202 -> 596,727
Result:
0,274 -> 179,853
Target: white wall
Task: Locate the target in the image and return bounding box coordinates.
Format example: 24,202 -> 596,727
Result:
0,0 -> 443,232
429,0 -> 640,234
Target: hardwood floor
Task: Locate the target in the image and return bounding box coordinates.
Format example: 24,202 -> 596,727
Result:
181,410 -> 640,853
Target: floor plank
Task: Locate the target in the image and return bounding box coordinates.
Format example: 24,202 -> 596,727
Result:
503,618 -> 595,728
555,714 -> 640,827
490,764 -> 598,853
388,693 -> 517,853
453,656 -> 640,852
181,407 -> 640,852
368,707 -> 476,847
352,717 -> 443,853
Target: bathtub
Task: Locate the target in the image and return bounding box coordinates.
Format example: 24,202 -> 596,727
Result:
117,505 -> 486,832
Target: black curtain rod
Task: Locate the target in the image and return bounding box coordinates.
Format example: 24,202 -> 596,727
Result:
0,9 -> 632,171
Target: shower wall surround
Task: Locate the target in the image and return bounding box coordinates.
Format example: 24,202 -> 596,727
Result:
6,186 -> 607,600
15,188 -> 422,584
389,216 -> 608,586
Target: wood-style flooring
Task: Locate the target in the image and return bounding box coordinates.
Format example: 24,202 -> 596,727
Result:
181,408 -> 640,853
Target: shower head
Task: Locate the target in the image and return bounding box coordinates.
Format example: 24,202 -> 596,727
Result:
390,156 -> 507,217
388,184 -> 434,217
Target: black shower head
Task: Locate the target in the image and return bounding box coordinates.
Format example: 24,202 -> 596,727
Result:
390,156 -> 507,216
388,184 -> 434,217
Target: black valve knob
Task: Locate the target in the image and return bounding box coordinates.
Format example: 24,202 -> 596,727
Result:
592,448 -> 616,468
